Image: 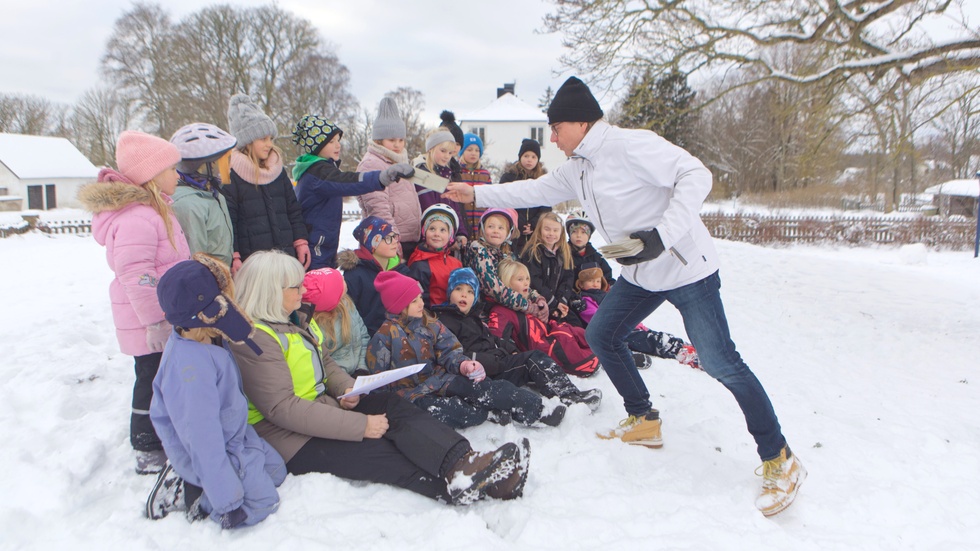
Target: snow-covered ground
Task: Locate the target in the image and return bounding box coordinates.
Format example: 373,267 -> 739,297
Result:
1,226 -> 979,550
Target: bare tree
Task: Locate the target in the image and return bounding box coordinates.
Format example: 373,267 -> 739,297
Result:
342,108 -> 376,169
384,87 -> 428,158
101,2 -> 179,135
250,5 -> 320,126
170,5 -> 255,128
0,94 -> 63,135
928,74 -> 980,178
99,2 -> 358,151
278,49 -> 359,156
849,73 -> 949,210
71,86 -> 135,167
543,0 -> 980,104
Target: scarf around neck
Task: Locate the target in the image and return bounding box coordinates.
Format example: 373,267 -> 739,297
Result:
230,149 -> 284,185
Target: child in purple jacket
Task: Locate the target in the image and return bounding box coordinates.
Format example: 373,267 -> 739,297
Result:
147,254 -> 286,528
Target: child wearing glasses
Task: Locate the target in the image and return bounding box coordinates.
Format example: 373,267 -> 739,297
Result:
337,216 -> 410,335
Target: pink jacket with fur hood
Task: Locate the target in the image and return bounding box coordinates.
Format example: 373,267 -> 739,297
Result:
78,170 -> 191,356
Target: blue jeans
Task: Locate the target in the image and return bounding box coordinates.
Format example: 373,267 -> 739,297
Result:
585,271 -> 785,461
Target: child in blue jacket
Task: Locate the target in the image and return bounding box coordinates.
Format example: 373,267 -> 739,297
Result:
147,253 -> 286,528
292,115 -> 414,269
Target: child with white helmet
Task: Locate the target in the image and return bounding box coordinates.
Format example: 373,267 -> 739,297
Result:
407,203 -> 464,308
169,123 -> 237,266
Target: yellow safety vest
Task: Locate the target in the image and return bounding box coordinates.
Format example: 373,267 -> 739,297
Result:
248,319 -> 326,425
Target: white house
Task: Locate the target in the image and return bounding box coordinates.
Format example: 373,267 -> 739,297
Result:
0,133 -> 100,211
923,179 -> 979,218
459,84 -> 566,179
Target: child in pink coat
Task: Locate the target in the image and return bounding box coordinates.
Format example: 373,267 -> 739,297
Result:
78,131 -> 191,475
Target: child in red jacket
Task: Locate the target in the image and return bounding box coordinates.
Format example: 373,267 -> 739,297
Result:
488,259 -> 599,378
407,204 -> 463,308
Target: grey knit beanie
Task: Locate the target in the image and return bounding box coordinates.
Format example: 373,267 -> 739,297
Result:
372,97 -> 407,140
227,94 -> 278,146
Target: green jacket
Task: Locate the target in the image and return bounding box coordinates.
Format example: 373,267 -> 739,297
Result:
171,182 -> 234,266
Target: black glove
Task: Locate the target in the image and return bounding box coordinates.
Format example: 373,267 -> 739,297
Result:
380,163 -> 415,187
220,506 -> 248,529
618,229 -> 665,266
569,299 -> 586,314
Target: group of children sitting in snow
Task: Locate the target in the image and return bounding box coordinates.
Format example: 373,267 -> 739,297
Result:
83,94 -> 703,529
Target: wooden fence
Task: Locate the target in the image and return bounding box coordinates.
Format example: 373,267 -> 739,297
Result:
701,213 -> 977,249
36,219 -> 93,235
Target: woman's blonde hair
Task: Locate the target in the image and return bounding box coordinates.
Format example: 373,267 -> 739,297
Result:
497,258 -> 529,289
234,250 -> 306,323
142,178 -> 178,250
521,212 -> 573,269
313,294 -> 355,354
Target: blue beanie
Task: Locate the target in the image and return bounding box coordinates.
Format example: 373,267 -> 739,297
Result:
447,267 -> 480,301
459,133 -> 484,158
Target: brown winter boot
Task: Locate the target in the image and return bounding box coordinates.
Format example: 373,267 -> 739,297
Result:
486,438 -> 530,500
446,442 -> 520,505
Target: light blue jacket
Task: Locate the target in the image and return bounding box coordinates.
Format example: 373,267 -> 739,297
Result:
322,304 -> 370,375
150,331 -> 286,527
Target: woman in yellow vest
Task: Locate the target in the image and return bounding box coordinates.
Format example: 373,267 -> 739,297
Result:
227,250 -> 530,505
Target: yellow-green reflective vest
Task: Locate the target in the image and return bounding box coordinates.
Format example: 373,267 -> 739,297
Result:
248,320 -> 326,425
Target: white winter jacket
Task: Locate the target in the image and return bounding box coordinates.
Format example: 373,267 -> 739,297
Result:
474,121 -> 720,292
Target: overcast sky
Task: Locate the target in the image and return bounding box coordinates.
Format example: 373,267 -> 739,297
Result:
3,0 -> 978,130
0,0 -> 584,125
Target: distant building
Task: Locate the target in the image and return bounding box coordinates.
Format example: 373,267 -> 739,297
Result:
0,133 -> 100,211
923,179 -> 979,218
459,84 -> 566,179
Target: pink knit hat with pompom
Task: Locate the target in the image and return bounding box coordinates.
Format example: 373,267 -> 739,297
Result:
115,131 -> 181,185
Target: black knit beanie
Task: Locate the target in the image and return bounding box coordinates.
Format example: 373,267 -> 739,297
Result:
518,138 -> 541,159
440,111 -> 465,147
547,77 -> 603,124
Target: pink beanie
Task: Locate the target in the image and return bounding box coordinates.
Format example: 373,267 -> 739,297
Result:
115,131 -> 181,185
302,268 -> 345,312
374,271 -> 422,314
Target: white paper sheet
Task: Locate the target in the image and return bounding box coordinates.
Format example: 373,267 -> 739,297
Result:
338,363 -> 426,398
411,171 -> 449,193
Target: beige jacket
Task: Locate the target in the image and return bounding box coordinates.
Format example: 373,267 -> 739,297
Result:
228,313 -> 368,462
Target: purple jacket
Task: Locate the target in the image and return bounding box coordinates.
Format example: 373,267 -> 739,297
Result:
78,178 -> 191,356
151,332 -> 286,525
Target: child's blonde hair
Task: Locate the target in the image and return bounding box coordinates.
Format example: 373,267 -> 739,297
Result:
239,141 -> 283,184
575,266 -> 609,292
313,294 -> 356,354
177,327 -> 222,343
521,212 -> 573,269
497,258 -> 530,289
143,178 -> 178,250
424,127 -> 456,173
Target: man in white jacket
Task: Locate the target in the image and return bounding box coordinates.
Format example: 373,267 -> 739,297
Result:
444,76 -> 805,516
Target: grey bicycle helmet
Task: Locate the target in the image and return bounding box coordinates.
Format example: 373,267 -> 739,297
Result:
170,123 -> 237,173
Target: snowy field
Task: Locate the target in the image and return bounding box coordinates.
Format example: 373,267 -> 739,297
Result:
1,226 -> 979,550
